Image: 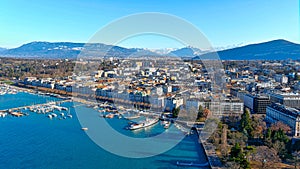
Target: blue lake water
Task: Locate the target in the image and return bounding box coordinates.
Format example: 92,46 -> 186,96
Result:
0,92 -> 208,169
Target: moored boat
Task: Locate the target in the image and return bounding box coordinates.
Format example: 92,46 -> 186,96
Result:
128,123 -> 144,130
51,113 -> 57,118
176,161 -> 209,167
48,114 -> 53,119
104,113 -> 114,119
164,121 -> 171,129
128,118 -> 159,130
81,127 -> 88,131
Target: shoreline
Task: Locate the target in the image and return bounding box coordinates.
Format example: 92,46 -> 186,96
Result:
7,83 -> 215,168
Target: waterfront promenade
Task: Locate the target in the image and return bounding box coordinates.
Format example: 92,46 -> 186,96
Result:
194,129 -> 223,169
8,83 -> 217,168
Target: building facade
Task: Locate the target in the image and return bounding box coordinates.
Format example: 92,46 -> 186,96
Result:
244,94 -> 270,114
266,103 -> 300,137
269,92 -> 300,108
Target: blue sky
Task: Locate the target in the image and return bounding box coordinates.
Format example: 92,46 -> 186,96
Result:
0,0 -> 299,49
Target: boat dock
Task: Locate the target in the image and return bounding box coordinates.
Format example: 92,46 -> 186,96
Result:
0,99 -> 72,114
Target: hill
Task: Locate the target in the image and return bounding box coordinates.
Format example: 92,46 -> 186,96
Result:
0,42 -> 158,59
193,39 -> 300,60
1,39 -> 299,60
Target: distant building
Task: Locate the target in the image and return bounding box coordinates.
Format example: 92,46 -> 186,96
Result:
266,103 -> 300,137
197,97 -> 244,117
186,98 -> 202,111
244,94 -> 254,111
23,77 -> 37,85
221,98 -> 244,115
244,94 -> 271,114
164,97 -> 183,112
269,92 -> 300,108
163,85 -> 172,93
274,74 -> 288,84
230,88 -> 240,97
294,82 -> 300,91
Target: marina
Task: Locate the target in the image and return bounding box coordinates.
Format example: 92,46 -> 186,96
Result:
0,99 -> 71,118
0,90 -> 209,169
0,84 -> 18,95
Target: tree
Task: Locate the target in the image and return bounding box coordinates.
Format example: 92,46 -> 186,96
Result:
197,105 -> 204,119
172,107 -> 180,118
295,73 -> 300,81
240,109 -> 253,138
271,129 -> 289,143
227,131 -> 248,147
270,121 -> 291,134
273,140 -> 286,157
197,105 -> 209,121
221,125 -> 229,157
250,116 -> 266,139
265,128 -> 272,139
230,143 -> 242,158
203,108 -> 210,118
230,143 -> 251,169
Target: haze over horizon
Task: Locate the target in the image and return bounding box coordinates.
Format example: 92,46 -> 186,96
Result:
1,0 -> 299,49
1,38 -> 299,52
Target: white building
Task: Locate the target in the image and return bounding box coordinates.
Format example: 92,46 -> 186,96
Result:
186,98 -> 202,111
274,74 -> 288,84
269,92 -> 300,108
266,103 -> 300,137
164,97 -> 183,111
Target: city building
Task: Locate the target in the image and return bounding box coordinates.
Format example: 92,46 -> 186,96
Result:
274,74 -> 288,84
244,94 -> 271,114
266,103 -> 300,137
269,92 -> 300,108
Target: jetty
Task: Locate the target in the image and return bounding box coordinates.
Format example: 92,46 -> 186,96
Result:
0,99 -> 72,114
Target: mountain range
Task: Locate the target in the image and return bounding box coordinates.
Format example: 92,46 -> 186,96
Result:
193,39 -> 300,60
0,47 -> 7,52
0,39 -> 299,60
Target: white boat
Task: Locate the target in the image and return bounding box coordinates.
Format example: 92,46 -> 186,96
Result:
164,121 -> 171,129
104,113 -> 114,118
143,118 -> 159,128
67,114 -> 72,118
47,114 -> 53,119
0,113 -> 7,118
128,118 -> 159,130
51,113 -> 58,118
62,107 -> 68,111
176,161 -> 209,167
81,127 -> 88,131
128,123 -> 144,130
